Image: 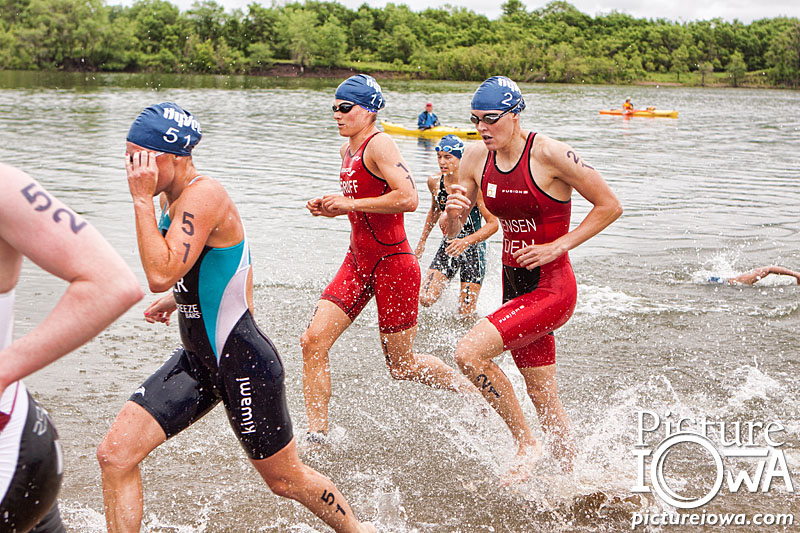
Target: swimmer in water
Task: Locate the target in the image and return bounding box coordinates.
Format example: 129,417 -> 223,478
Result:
415,134 -> 498,315
0,163 -> 142,532
442,76 -> 622,473
303,75 -> 474,440
96,103 -> 375,533
709,265 -> 800,285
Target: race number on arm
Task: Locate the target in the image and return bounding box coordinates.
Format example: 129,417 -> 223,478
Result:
0,164 -> 142,391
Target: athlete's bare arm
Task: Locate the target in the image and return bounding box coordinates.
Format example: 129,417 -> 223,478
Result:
729,266 -> 800,285
441,142 -> 486,237
444,191 -> 499,257
0,163 -> 143,396
512,136 -> 622,270
414,175 -> 443,259
126,151 -> 234,292
321,133 -> 418,215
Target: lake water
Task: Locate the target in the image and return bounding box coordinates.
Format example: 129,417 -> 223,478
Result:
1,71 -> 799,532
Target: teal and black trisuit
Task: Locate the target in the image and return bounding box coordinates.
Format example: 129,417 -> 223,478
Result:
430,175 -> 487,284
129,197 -> 292,459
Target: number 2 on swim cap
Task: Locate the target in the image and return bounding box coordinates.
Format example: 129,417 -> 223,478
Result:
501,92 -> 513,106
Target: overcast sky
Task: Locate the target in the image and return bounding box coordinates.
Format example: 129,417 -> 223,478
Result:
151,0 -> 800,24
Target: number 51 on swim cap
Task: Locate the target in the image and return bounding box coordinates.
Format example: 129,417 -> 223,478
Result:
127,103 -> 202,157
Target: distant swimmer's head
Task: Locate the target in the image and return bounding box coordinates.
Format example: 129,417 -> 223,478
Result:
436,135 -> 464,159
471,76 -> 526,116
127,103 -> 202,157
334,74 -> 385,113
435,135 -> 463,174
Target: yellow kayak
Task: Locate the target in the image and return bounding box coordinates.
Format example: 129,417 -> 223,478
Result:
599,109 -> 679,118
380,120 -> 480,140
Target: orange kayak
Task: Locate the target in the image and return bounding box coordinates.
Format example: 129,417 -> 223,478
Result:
600,108 -> 678,118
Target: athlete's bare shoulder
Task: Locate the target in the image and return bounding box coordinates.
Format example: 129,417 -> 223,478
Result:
169,175 -> 234,226
459,141 -> 488,183
365,131 -> 397,154
532,133 -> 571,165
362,130 -> 402,171
426,174 -> 440,194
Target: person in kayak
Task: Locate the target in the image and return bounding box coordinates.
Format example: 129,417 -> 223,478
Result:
441,76 -> 622,473
0,163 -> 142,533
97,102 -> 375,533
415,134 -> 498,316
303,75 -> 473,442
708,265 -> 800,285
418,102 -> 440,130
622,97 -> 634,112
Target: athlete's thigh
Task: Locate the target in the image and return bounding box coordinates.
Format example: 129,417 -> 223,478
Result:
321,250 -> 373,322
379,325 -> 416,368
458,282 -> 482,314
29,502 -> 66,533
457,318 -> 505,363
305,299 -> 353,350
373,253 -> 420,334
0,384 -> 62,533
127,347 -> 220,440
458,243 -> 486,285
488,287 -> 575,353
218,318 -> 293,460
429,239 -> 458,279
102,401 -> 169,464
420,269 -> 449,302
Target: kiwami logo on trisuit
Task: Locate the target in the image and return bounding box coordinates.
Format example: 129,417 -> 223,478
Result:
236,377 -> 256,434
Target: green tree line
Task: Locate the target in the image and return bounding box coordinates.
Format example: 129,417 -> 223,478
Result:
0,0 -> 798,87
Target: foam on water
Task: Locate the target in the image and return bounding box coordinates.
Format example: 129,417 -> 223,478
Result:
726,365 -> 784,410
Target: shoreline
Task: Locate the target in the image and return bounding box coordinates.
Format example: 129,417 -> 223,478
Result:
170,64 -> 797,89
1,66 -> 792,90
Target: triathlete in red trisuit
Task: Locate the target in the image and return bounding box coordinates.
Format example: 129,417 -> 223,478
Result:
303,75 -> 472,440
442,76 -> 622,473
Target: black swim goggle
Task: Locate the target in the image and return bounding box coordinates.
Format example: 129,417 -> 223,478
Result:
332,102 -> 357,114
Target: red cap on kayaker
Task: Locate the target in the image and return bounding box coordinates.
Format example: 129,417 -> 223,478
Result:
426,102 -> 433,107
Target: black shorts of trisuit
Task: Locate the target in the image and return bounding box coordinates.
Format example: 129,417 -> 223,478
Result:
429,238 -> 487,285
129,314 -> 293,460
0,389 -> 64,533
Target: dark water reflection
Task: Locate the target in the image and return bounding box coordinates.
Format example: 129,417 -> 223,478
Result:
1,72 -> 798,531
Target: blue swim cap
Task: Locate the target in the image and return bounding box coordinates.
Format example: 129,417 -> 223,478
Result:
127,102 -> 202,157
334,74 -> 385,113
435,135 -> 464,159
471,76 -> 526,114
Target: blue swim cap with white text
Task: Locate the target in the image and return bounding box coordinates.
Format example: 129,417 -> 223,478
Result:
471,76 -> 526,114
435,135 -> 465,159
335,74 -> 385,113
127,102 -> 202,156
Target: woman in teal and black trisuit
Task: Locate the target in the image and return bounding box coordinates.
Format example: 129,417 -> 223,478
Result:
415,135 -> 498,316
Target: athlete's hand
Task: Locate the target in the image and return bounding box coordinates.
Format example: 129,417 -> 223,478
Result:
513,241 -> 568,270
414,242 -> 425,260
125,150 -> 160,201
306,198 -> 337,218
144,293 -> 177,325
322,194 -> 355,216
443,184 -> 470,221
445,237 -> 470,257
